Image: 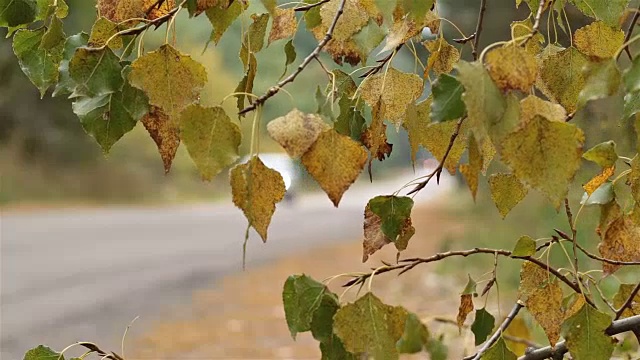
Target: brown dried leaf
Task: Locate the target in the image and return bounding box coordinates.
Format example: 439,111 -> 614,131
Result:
268,8 -> 297,44
459,135 -> 482,201
519,261 -> 564,346
362,203 -> 414,262
598,215 -> 640,274
486,45 -> 538,92
143,0 -> 175,20
141,106 -> 180,173
361,100 -> 392,177
457,294 -> 474,329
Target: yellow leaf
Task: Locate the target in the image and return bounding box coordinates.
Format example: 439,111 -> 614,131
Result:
488,173 -> 528,218
460,135 -> 482,201
503,316 -> 532,356
320,0 -> 368,41
457,294 -> 474,329
583,166 -> 615,195
179,105 -> 241,181
141,106 -> 180,174
143,0 -> 175,20
520,95 -> 567,123
574,21 -> 624,59
423,37 -> 460,76
518,261 -> 564,346
268,8 -> 297,44
230,156 -> 286,242
129,44 -> 207,120
598,215 -> 640,274
403,100 -> 467,174
511,18 -> 544,55
301,129 -> 368,207
613,284 -> 640,319
486,45 -> 538,92
502,115 -> 584,208
88,17 -> 123,49
361,100 -> 392,177
359,67 -> 423,126
539,47 -> 588,113
266,109 -> 329,158
97,0 -> 144,22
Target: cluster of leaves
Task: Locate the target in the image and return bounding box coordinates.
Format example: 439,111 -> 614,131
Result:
5,0 -> 640,359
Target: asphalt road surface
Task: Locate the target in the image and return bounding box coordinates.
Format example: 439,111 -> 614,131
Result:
1,172 -> 449,359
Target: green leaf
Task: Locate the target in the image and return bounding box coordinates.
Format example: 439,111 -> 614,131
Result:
129,44 -> 207,119
35,0 -> 68,21
431,73 -> 465,122
206,0 -> 246,45
280,39 -> 296,79
239,13 -> 269,66
625,56 -> 640,93
570,0 -> 630,28
623,90 -> 640,119
53,32 -> 88,97
180,105 -> 241,181
480,337 -> 516,360
23,345 -> 63,360
396,313 -> 429,354
88,17 -> 122,49
577,59 -> 621,109
12,26 -> 64,97
471,308 -> 496,345
463,274 -> 478,295
235,53 -> 257,114
502,115 -> 585,208
583,141 -> 618,168
512,235 -> 536,257
40,15 -> 65,50
352,19 -> 386,56
488,173 -> 528,218
581,182 -> 614,205
334,292 -> 408,360
540,47 -> 589,113
335,95 -> 366,141
69,47 -> 123,98
367,196 -> 414,242
561,303 -> 614,360
426,335 -> 448,360
282,274 -> 337,339
310,295 -> 340,343
455,60 -> 506,145
0,0 -> 36,28
319,335 -> 356,360
72,71 -> 148,153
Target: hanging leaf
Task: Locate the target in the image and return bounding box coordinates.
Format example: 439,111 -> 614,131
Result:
180,105 -> 241,180
471,308 -> 496,346
597,215 -> 640,274
423,37 -> 460,76
488,173 -> 528,218
480,337 -> 516,360
396,313 -> 430,354
577,59 -> 621,109
583,166 -> 615,195
612,283 -> 640,318
359,67 -> 423,126
486,45 -> 538,92
230,156 -> 286,241
282,274 -> 337,339
268,8 -> 297,44
53,32 -> 89,97
518,261 -> 564,345
0,0 -> 36,27
457,275 -> 476,329
583,141 -> 618,168
235,53 -> 257,114
362,195 -> 414,261
519,95 -> 567,124
141,106 -> 180,173
143,0 -> 175,20
512,235 -> 536,256
510,18 -> 544,55
574,21 -> 624,59
431,73 -> 465,123
301,129 -> 368,206
206,0 -> 246,45
460,134 -> 482,201
23,345 -> 64,360
502,115 -> 584,208
129,44 -> 207,119
13,26 -> 65,97
539,47 -> 589,113
88,17 -> 122,49
569,0 -> 630,28
267,109 -> 329,158
333,292 -> 408,360
560,302 -> 614,360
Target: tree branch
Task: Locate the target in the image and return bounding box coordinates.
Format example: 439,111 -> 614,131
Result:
518,314 -> 640,360
359,44 -> 403,78
471,0 -> 488,60
564,198 -> 579,274
467,302 -> 524,360
553,230 -> 640,266
616,282 -> 640,320
520,0 -> 546,46
619,2 -> 640,60
294,0 -> 331,12
239,0 -> 347,115
407,117 -> 464,195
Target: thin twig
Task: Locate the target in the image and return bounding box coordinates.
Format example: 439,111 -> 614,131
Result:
239,0 -> 347,115
78,342 -> 124,360
453,33 -> 475,44
517,314 -> 640,360
294,0 -> 331,12
344,247 -> 591,305
407,117 -> 465,195
359,44 -> 403,78
472,0 -> 488,60
554,230 -> 640,266
466,302 -> 524,360
564,198 -> 579,275
619,2 -> 640,60
520,0 -> 546,46
616,282 -> 640,320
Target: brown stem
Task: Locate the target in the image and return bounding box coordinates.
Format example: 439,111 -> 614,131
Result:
554,230 -> 640,266
564,198 -> 579,274
359,44 -> 403,78
616,282 -> 640,320
619,3 -> 640,60
294,0 -> 331,12
239,0 -> 347,115
472,0 -> 488,60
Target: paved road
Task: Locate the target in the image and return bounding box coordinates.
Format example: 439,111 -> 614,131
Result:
1,172 -> 449,359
